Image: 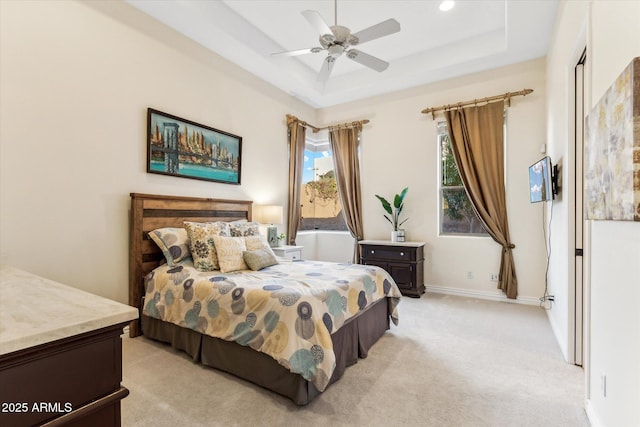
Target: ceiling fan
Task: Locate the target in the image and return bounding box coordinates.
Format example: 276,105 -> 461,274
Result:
272,0 -> 401,82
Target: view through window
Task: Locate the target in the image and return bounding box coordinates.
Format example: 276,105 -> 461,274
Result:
438,123 -> 489,235
300,139 -> 348,231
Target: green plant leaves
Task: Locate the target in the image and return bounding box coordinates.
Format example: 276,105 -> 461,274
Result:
376,187 -> 409,230
399,187 -> 408,201
375,195 -> 393,215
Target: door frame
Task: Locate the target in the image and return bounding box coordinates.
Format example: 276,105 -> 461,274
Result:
571,50 -> 587,368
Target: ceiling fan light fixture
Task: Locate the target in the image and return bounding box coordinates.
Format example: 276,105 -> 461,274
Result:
439,1 -> 455,12
321,34 -> 335,44
328,45 -> 345,57
274,2 -> 401,82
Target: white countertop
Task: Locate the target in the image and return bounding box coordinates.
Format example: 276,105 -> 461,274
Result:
359,240 -> 425,247
0,266 -> 138,355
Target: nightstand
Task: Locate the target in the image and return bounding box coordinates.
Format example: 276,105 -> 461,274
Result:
359,240 -> 425,297
272,245 -> 303,260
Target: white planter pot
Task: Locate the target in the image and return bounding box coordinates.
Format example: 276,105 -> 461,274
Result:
391,231 -> 399,242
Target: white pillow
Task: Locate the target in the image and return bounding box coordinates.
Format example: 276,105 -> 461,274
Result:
212,235 -> 248,273
244,235 -> 271,251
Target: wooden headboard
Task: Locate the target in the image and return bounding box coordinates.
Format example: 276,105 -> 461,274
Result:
128,193 -> 252,337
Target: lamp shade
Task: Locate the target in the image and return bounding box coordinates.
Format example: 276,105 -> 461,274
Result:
254,205 -> 283,224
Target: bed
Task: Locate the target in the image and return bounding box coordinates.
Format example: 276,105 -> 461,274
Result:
128,193 -> 401,405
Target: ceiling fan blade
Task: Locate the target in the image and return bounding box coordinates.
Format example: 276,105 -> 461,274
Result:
317,57 -> 336,83
272,47 -> 323,57
346,49 -> 389,72
302,10 -> 334,37
350,18 -> 400,45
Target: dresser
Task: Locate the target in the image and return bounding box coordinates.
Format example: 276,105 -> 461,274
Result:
0,266 -> 138,427
359,240 -> 425,297
272,245 -> 303,260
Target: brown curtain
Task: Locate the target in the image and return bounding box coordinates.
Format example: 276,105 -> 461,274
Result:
329,125 -> 364,263
286,117 -> 306,245
444,101 -> 518,299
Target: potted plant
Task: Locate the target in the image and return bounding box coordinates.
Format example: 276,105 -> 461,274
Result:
276,233 -> 286,246
375,187 -> 408,242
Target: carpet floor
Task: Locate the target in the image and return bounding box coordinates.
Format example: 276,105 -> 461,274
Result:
121,293 -> 589,426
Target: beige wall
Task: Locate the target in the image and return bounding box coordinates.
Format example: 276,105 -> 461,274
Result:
317,59 -> 548,302
588,2 -> 640,426
545,0 -> 590,367
0,0 -> 314,303
546,1 -> 640,425
0,2 -> 549,304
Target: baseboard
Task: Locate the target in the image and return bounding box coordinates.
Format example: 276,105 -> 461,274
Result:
425,285 -> 539,305
546,308 -> 570,362
584,399 -> 602,427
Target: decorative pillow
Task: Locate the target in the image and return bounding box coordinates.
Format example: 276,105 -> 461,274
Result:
184,221 -> 230,271
243,248 -> 278,271
230,221 -> 260,237
212,235 -> 248,273
244,235 -> 271,251
148,227 -> 190,266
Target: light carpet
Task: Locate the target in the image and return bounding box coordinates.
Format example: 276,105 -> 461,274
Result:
121,293 -> 589,426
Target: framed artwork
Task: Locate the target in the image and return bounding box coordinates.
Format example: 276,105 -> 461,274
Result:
584,57 -> 639,221
147,108 -> 242,185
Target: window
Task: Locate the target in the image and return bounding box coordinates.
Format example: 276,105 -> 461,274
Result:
438,122 -> 489,235
300,137 -> 348,231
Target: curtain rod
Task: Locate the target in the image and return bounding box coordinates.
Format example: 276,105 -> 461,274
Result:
421,88 -> 534,120
286,114 -> 369,133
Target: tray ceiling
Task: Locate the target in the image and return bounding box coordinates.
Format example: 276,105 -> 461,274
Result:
127,0 -> 559,108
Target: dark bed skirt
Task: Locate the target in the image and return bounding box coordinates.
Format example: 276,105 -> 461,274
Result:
140,298 -> 391,405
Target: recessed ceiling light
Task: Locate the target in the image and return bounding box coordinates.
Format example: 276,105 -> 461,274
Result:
440,1 -> 455,12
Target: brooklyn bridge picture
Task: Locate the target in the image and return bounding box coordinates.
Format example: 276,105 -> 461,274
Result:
146,108 -> 242,185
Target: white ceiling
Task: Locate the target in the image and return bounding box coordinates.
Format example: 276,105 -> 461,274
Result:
127,0 -> 559,108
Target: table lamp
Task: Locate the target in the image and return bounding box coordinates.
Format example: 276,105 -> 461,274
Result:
254,205 -> 283,247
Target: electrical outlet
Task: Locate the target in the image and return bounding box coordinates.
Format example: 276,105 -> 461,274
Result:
490,274 -> 499,281
467,271 -> 474,279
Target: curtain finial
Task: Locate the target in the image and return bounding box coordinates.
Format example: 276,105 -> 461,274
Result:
421,88 -> 534,117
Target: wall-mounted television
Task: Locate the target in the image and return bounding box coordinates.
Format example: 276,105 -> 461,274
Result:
529,156 -> 554,203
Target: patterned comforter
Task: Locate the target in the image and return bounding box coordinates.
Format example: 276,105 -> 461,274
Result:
143,258 -> 402,391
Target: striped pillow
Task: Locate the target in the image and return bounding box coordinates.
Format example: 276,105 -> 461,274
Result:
243,248 -> 278,271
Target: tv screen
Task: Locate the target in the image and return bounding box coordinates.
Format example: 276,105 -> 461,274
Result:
529,156 -> 552,203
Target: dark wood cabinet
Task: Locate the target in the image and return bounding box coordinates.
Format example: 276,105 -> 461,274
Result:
0,266 -> 137,427
0,323 -> 130,427
359,240 -> 425,297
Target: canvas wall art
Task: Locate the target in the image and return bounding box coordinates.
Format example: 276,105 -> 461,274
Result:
147,108 -> 242,185
584,57 -> 639,221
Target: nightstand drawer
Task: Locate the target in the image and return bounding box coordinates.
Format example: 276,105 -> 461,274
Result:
272,245 -> 303,260
282,250 -> 301,260
361,244 -> 422,262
